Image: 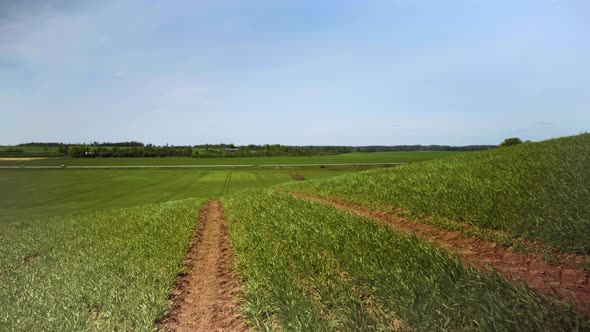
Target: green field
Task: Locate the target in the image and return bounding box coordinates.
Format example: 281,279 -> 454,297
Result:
0,167 -> 361,222
0,145 -> 61,157
0,145 -> 59,153
285,134 -> 590,253
223,190 -> 586,330
0,165 -> 371,330
0,199 -> 201,331
0,157 -> 405,330
3,138 -> 589,330
216,134 -> 590,329
0,151 -> 458,166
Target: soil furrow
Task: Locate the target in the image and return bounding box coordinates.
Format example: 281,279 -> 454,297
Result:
289,191 -> 590,316
162,200 -> 245,331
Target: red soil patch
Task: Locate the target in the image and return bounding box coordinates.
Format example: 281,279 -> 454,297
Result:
290,192 -> 590,316
161,200 -> 246,331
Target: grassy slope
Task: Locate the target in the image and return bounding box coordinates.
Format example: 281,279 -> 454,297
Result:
223,191 -> 586,331
0,199 -> 201,331
285,134 -> 590,253
0,151 -> 458,166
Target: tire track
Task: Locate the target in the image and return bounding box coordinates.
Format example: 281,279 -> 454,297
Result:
252,172 -> 265,185
156,172 -> 210,204
220,172 -> 233,196
289,191 -> 590,317
162,200 -> 245,331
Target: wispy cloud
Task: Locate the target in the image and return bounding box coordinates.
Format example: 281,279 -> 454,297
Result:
1,0 -> 588,145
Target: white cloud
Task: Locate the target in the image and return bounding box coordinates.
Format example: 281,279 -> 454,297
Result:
1,0 -> 588,145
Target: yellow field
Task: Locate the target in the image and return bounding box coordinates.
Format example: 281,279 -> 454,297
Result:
0,157 -> 48,161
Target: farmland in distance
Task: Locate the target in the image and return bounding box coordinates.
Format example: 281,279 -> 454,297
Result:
0,151 -> 458,166
0,167 -> 364,221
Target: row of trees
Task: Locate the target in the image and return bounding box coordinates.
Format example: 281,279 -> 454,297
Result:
194,144 -> 351,158
354,145 -> 497,152
88,141 -> 145,147
10,140 -> 523,158
499,137 -> 524,147
67,146 -> 192,158
18,142 -> 67,147
19,141 -> 144,147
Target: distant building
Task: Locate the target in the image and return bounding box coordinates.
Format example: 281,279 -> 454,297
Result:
224,148 -> 239,152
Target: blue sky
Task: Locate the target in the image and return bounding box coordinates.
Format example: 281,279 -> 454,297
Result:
1,0 -> 588,145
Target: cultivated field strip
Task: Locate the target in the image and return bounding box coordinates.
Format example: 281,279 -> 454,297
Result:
223,190 -> 588,331
2,171 -> 131,213
70,171 -> 183,213
0,199 -> 202,331
0,162 -> 408,169
4,169 -> 110,196
0,151 -> 453,168
0,169 -> 357,222
285,134 -> 590,253
291,191 -> 590,316
162,200 -> 245,331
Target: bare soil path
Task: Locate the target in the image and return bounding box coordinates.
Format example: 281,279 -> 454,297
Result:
290,192 -> 590,316
162,200 -> 245,332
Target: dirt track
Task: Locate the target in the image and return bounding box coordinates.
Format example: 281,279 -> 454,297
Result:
291,192 -> 590,316
162,200 -> 245,331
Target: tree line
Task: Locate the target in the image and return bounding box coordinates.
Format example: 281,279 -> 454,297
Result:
5,141 -> 504,158
194,144 -> 351,158
18,141 -> 144,147
65,145 -> 192,158
354,145 -> 496,152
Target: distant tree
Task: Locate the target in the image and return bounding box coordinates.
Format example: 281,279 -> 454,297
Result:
69,146 -> 85,158
499,137 -> 523,147
58,145 -> 69,156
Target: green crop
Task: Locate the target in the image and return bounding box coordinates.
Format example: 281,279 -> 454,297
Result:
0,168 -> 359,222
223,190 -> 587,331
286,134 -> 590,253
0,151 -> 457,166
0,199 -> 201,331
